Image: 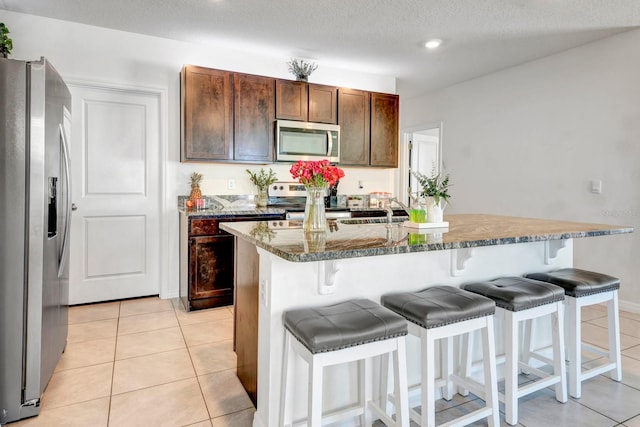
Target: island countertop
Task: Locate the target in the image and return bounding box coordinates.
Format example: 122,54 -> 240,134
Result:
220,213 -> 633,263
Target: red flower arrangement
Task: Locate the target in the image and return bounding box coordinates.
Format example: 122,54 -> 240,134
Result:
290,160 -> 345,188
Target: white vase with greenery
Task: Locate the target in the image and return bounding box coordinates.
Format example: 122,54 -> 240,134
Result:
410,169 -> 451,223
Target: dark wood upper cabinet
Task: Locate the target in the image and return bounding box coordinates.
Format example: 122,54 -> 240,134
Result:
338,88 -> 370,166
233,73 -> 275,163
276,80 -> 337,124
181,65 -> 233,161
180,65 -> 398,167
275,80 -> 307,121
370,92 -> 399,167
308,84 -> 338,124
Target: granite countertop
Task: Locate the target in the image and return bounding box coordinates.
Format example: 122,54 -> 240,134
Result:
219,214 -> 633,262
179,207 -> 286,217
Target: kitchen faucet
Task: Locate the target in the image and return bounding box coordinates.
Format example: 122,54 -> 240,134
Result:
383,197 -> 411,224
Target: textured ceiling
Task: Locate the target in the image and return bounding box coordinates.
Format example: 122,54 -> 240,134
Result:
1,0 -> 639,96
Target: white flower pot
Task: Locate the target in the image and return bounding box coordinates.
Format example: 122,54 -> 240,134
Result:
426,197 -> 446,223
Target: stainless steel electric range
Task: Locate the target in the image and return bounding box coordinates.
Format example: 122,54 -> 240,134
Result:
267,181 -> 350,228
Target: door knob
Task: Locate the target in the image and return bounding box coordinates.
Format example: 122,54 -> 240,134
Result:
71,203 -> 78,211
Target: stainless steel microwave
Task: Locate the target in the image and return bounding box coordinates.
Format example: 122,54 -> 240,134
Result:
276,120 -> 340,163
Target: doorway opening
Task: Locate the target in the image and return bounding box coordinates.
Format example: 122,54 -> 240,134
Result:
397,123 -> 443,205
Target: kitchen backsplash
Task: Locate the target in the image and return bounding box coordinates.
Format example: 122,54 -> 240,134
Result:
177,194 -> 387,210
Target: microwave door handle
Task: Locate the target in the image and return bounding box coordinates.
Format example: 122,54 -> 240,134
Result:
326,131 -> 333,156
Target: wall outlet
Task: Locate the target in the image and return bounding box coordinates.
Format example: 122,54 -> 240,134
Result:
227,179 -> 236,190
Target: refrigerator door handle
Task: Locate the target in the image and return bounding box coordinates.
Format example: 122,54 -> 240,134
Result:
58,123 -> 72,278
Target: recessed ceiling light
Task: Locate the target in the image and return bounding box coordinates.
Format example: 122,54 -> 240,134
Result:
425,39 -> 442,49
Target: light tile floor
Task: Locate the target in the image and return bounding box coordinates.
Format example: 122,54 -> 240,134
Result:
8,298 -> 640,427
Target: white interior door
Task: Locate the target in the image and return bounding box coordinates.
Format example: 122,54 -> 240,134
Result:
68,83 -> 161,304
409,129 -> 441,195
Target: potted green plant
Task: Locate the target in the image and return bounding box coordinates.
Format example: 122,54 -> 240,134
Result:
0,23 -> 13,59
286,58 -> 318,82
410,168 -> 451,223
246,168 -> 277,207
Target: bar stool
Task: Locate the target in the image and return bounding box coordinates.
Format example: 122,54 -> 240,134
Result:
461,277 -> 567,426
280,298 -> 410,427
382,285 -> 499,427
525,268 -> 622,398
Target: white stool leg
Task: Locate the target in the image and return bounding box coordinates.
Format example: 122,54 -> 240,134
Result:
393,337 -> 410,427
379,352 -> 391,415
421,329 -> 437,427
552,301 -> 568,403
441,336 -> 454,400
280,331 -> 293,427
360,358 -> 373,426
459,330 -> 472,397
504,310 -> 519,425
482,315 -> 500,427
567,296 -> 582,398
521,318 -> 534,374
608,291 -> 622,381
309,358 -> 323,427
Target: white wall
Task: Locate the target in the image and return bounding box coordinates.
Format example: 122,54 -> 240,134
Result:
0,10 -> 397,299
401,29 -> 640,311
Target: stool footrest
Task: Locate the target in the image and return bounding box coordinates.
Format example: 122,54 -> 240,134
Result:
517,363 -> 560,386
450,374 -> 487,400
515,373 -> 564,399
438,407 -> 495,427
291,402 -> 369,426
524,352 -> 554,367
581,362 -> 617,381
369,401 -> 398,427
582,342 -> 611,358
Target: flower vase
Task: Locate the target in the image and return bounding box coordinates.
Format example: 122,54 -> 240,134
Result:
426,197 -> 446,223
304,231 -> 326,253
256,189 -> 268,208
303,186 -> 327,233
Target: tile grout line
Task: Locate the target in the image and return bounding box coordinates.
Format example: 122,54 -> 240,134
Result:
106,301 -> 122,427
176,302 -> 214,425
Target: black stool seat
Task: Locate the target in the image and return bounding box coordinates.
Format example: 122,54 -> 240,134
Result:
525,268 -> 620,298
381,285 -> 495,329
283,299 -> 407,354
462,277 -> 564,312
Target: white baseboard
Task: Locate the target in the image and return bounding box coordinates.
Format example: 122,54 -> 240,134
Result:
619,299 -> 640,314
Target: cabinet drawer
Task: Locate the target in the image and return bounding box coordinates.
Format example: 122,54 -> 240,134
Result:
190,219 -> 223,236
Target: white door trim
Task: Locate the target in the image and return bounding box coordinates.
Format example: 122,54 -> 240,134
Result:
66,79 -> 170,300
397,121 -> 444,206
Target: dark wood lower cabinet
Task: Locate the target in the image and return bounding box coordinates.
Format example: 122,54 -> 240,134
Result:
188,235 -> 234,310
179,213 -> 284,312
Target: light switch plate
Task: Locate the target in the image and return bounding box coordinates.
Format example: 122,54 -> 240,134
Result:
590,180 -> 602,194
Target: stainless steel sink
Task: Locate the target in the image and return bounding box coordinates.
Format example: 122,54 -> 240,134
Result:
338,217 -> 408,225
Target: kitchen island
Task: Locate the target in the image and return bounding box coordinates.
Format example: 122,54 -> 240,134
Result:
220,214 -> 632,427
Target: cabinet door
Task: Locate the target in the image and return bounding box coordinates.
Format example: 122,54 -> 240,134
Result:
189,235 -> 234,307
275,80 -> 307,121
338,88 -> 370,166
308,84 -> 337,124
234,73 -> 275,162
181,65 -> 233,161
370,92 -> 399,167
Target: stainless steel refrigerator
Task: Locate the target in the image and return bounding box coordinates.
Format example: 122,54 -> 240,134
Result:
0,57 -> 72,424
